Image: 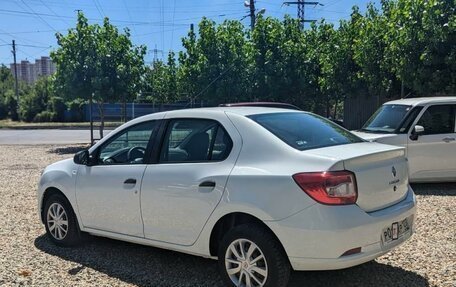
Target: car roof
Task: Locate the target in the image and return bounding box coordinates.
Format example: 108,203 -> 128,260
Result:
138,106 -> 303,121
384,96 -> 456,106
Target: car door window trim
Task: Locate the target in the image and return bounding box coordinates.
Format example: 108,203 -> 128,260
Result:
157,118 -> 233,164
92,120 -> 159,166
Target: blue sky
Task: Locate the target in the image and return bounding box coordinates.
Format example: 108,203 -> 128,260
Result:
0,0 -> 378,65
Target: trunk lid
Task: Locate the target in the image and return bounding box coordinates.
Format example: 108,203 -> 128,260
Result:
305,142 -> 409,212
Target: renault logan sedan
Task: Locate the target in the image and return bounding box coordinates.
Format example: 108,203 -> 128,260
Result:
353,97 -> 456,183
38,107 -> 416,287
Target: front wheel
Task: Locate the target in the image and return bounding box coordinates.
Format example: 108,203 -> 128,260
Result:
43,193 -> 82,247
218,224 -> 291,287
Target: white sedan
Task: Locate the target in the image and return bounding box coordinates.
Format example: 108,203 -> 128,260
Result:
38,106 -> 416,287
353,97 -> 456,183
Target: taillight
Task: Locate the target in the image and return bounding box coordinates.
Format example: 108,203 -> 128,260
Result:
292,171 -> 358,205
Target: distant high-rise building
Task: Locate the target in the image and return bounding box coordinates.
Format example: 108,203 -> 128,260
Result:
10,56 -> 56,84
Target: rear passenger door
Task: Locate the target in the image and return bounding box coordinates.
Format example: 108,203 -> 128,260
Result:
140,116 -> 240,245
407,104 -> 456,181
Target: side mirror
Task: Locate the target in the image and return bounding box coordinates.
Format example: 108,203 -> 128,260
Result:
74,150 -> 91,165
410,125 -> 425,141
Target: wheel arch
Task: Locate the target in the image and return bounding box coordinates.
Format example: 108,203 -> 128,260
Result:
208,212 -> 288,258
40,187 -> 74,224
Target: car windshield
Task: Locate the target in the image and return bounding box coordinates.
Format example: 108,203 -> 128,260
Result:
361,104 -> 412,133
248,112 -> 362,151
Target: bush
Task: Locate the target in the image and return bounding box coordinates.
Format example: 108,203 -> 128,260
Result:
4,91 -> 18,121
33,111 -> 56,122
0,97 -> 7,120
66,98 -> 85,122
50,96 -> 66,121
18,91 -> 41,122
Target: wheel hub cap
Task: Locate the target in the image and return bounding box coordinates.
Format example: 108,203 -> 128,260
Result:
46,202 -> 68,240
225,238 -> 268,287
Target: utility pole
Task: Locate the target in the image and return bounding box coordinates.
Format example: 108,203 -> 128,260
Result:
11,40 -> 19,104
243,0 -> 264,31
151,44 -> 163,63
283,1 -> 323,29
249,0 -> 256,31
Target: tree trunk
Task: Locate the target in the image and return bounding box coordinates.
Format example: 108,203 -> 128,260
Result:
97,102 -> 104,139
326,95 -> 331,118
333,96 -> 339,119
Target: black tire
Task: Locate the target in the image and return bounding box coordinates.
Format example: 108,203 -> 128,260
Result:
218,223 -> 291,287
43,193 -> 82,247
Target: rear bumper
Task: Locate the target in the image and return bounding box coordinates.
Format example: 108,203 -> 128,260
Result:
266,186 -> 416,271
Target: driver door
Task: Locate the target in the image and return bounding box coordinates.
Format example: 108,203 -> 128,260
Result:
407,104 -> 456,181
75,121 -> 158,237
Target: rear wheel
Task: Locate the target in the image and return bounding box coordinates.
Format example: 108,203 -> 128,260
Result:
218,224 -> 290,287
43,193 -> 82,247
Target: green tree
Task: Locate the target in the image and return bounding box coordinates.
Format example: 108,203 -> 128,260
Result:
178,25 -> 200,103
52,12 -> 146,137
18,76 -> 54,122
0,65 -> 15,119
383,0 -> 456,96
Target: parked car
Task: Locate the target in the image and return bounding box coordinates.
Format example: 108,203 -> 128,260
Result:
38,107 -> 416,287
353,97 -> 456,183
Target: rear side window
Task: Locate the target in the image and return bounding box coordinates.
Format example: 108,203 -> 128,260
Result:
248,112 -> 362,151
160,119 -> 233,163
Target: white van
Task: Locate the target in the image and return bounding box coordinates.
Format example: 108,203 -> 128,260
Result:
352,97 -> 456,183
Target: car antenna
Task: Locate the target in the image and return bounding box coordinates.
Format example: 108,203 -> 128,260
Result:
402,92 -> 413,99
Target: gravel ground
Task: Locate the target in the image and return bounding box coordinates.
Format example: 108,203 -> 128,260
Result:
0,144 -> 454,287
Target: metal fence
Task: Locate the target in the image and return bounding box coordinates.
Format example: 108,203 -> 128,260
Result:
83,101 -> 208,122
343,94 -> 390,130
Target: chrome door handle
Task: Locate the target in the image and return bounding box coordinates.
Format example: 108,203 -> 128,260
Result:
442,137 -> 455,143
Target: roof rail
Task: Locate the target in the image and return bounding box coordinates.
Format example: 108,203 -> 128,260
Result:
219,102 -> 302,110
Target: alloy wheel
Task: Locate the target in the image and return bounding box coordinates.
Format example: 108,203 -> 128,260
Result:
46,202 -> 68,240
225,238 -> 268,287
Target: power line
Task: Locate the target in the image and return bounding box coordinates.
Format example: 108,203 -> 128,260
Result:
16,44 -> 52,48
0,29 -> 59,35
123,0 -> 137,35
38,0 -> 71,26
92,0 -> 105,19
0,28 -> 50,46
170,0 -> 177,50
0,8 -> 194,26
161,0 -> 165,55
19,0 -> 58,32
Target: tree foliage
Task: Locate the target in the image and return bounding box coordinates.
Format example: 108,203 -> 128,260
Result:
51,12 -> 146,136
146,0 -> 454,117
1,0 -> 454,124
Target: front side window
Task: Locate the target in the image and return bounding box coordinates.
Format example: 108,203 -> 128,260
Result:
248,112 -> 362,151
362,104 -> 412,133
160,119 -> 232,163
416,105 -> 455,135
98,121 -> 157,164
398,106 -> 423,133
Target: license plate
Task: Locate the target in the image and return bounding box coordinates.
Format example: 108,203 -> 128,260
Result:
382,217 -> 411,245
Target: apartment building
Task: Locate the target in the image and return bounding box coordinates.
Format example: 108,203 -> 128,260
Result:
10,56 -> 56,84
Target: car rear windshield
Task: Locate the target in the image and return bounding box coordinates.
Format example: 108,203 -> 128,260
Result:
248,112 -> 362,151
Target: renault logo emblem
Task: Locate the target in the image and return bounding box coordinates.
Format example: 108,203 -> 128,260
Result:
392,166 -> 397,178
